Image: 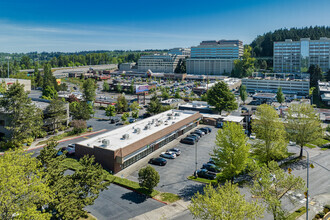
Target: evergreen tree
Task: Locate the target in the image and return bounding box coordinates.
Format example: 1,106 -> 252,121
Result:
82,78 -> 96,102
308,64 -> 323,88
231,46 -> 255,78
0,83 -> 43,146
45,99 -> 68,132
276,87 -> 285,105
239,85 -> 248,104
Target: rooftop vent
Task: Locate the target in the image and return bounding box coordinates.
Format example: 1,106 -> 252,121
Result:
102,139 -> 110,146
144,124 -> 151,130
134,128 -> 141,134
175,112 -> 180,116
122,134 -> 129,140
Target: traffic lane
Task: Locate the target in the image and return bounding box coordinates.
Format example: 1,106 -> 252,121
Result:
128,127 -> 219,200
85,184 -> 165,220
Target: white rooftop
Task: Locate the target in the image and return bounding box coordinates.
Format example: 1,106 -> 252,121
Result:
77,110 -> 197,151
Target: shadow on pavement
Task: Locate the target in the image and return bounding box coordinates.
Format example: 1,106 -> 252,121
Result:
178,184 -> 204,201
120,191 -> 147,204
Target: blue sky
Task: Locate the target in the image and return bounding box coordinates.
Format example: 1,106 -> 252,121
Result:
0,0 -> 329,53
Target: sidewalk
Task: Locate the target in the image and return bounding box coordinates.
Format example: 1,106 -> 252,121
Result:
0,129 -> 107,155
130,200 -> 191,220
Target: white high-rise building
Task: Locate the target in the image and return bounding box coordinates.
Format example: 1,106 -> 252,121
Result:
274,37 -> 330,73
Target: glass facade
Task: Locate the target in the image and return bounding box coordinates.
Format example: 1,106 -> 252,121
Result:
300,40 -> 310,72
121,121 -> 198,169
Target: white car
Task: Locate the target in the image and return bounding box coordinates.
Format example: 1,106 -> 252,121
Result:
160,152 -> 176,159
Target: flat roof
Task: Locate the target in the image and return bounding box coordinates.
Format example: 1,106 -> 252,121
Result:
77,110 -> 198,151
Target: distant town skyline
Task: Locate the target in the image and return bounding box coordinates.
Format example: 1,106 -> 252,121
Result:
0,0 -> 329,53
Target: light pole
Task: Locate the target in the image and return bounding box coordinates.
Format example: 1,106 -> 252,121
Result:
194,139 -> 198,177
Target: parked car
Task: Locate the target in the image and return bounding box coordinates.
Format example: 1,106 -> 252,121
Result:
241,106 -> 249,111
187,134 -> 199,142
196,169 -> 217,180
180,137 -> 196,145
189,134 -> 200,141
190,131 -> 203,137
202,163 -> 221,173
110,119 -> 120,124
196,129 -> 206,136
67,144 -> 75,149
149,157 -> 167,166
160,152 -> 176,159
167,148 -> 181,156
129,118 -> 136,123
56,146 -> 75,157
200,127 -> 210,134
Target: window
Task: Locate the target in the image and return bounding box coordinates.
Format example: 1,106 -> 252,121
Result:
0,120 -> 5,126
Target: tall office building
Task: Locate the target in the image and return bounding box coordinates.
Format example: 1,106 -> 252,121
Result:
274,37 -> 330,73
186,40 -> 243,75
138,54 -> 185,73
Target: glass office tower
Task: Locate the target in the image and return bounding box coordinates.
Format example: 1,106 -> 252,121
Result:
274,38 -> 330,73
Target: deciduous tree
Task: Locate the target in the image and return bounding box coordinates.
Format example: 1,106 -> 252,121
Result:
116,94 -> 128,113
286,104 -> 323,158
138,165 -> 160,193
212,122 -> 250,182
251,161 -> 305,220
189,182 -> 264,220
82,78 -> 96,102
0,149 -> 53,220
105,105 -> 116,120
206,81 -> 237,114
252,104 -> 288,163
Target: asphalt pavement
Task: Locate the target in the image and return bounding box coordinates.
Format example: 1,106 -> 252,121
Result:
85,184 -> 165,220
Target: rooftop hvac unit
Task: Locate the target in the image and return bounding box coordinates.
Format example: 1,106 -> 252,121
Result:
175,112 -> 180,116
134,128 -> 141,134
151,119 -> 155,124
168,116 -> 173,120
122,134 -> 129,140
164,121 -> 169,125
102,139 -> 110,146
167,113 -> 173,116
144,124 -> 151,130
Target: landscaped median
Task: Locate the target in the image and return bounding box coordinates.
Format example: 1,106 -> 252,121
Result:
61,158 -> 180,204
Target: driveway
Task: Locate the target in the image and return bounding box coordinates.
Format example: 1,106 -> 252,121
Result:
85,184 -> 165,220
127,126 -> 219,200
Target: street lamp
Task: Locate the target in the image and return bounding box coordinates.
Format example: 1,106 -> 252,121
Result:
194,135 -> 198,177
292,145 -> 310,220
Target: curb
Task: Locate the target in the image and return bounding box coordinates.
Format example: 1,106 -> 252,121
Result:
0,129 -> 107,155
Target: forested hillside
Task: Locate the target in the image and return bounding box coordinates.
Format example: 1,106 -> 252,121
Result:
250,26 -> 330,57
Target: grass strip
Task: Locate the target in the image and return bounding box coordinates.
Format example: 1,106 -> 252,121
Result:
187,176 -> 217,185
286,206 -> 306,220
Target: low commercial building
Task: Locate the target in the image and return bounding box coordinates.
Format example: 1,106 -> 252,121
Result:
0,78 -> 31,92
160,99 -> 185,108
179,101 -> 214,114
138,54 -> 185,73
319,81 -> 330,105
192,78 -> 241,94
75,110 -> 202,173
119,63 -> 137,71
242,76 -> 310,95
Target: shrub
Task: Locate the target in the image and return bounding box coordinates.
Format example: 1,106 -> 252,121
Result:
324,204 -> 330,214
138,165 -> 160,193
71,120 -> 87,134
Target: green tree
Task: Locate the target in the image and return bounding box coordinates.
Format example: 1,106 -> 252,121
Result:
174,59 -> 186,73
251,161 -> 305,220
189,182 -> 264,220
0,80 -> 7,94
116,84 -> 122,93
147,95 -> 162,115
138,165 -> 160,193
103,81 -> 110,91
42,85 -> 58,100
161,90 -> 170,100
121,112 -> 129,123
326,69 -> 330,82
212,122 -> 250,183
174,90 -> 181,99
69,101 -> 92,120
38,142 -> 110,219
105,105 -> 116,120
116,94 -> 128,113
82,78 -> 96,102
239,85 -> 248,104
276,87 -> 285,105
308,64 -> 323,88
252,104 -> 288,163
132,110 -> 139,119
231,46 -> 256,78
206,81 -> 237,114
0,83 -> 43,146
129,101 -> 140,112
43,63 -> 57,91
0,149 -> 53,220
286,104 -> 323,158
45,98 -> 68,132
129,82 -> 135,94
260,60 -> 268,70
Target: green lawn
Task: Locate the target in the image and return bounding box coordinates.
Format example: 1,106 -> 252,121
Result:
286,206 -> 306,220
187,176 -> 217,185
305,143 -> 317,149
309,138 -> 330,147
62,158 -> 179,202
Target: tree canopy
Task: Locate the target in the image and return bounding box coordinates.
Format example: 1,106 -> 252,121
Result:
82,78 -> 96,102
189,182 -> 264,220
212,122 -> 250,182
276,87 -> 285,105
231,46 -> 255,78
206,81 -> 237,114
252,104 -> 288,163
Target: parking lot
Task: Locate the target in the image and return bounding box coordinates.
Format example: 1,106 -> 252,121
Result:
126,126 -> 219,200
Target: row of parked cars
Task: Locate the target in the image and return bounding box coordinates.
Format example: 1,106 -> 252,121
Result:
148,148 -> 181,166
196,158 -> 221,180
180,127 -> 212,145
56,144 -> 75,157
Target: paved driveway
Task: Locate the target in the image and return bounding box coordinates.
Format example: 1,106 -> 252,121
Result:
128,126 -> 219,200
86,184 -> 165,220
